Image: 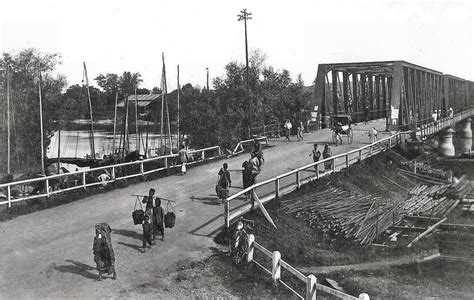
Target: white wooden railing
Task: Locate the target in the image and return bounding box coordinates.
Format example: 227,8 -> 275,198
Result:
0,145 -> 222,207
224,108 -> 474,227
244,233 -> 369,300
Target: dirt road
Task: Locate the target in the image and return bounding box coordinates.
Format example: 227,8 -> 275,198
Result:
0,120 -> 386,297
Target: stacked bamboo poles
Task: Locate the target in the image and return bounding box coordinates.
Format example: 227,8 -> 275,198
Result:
400,161 -> 449,180
280,188 -> 403,245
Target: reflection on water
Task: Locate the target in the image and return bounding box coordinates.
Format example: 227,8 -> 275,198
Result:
47,130 -> 177,159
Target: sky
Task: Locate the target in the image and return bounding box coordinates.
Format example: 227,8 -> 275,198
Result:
1,0 -> 473,90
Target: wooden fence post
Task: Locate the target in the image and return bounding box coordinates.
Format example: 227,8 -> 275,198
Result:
247,234 -> 255,263
296,170 -> 301,188
7,185 -> 11,208
201,150 -> 205,160
272,251 -> 281,282
82,172 -> 87,189
218,146 -> 222,156
225,200 -> 230,228
275,178 -> 280,198
140,161 -> 145,180
111,166 -> 115,179
345,154 -> 349,168
359,150 -> 362,162
332,158 -> 336,172
45,179 -> 50,197
306,274 -> 317,300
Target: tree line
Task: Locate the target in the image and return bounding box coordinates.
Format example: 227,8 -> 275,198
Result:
1,48 -> 311,173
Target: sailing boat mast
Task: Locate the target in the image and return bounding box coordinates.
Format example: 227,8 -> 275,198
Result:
6,64 -> 11,174
134,88 -> 139,153
160,55 -> 165,152
38,71 -> 45,175
161,54 -> 172,154
83,62 -> 96,160
112,91 -> 118,155
177,65 -> 180,149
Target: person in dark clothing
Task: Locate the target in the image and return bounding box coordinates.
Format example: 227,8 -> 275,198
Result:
153,198 -> 165,241
142,188 -> 156,219
217,163 -> 231,202
334,122 -> 343,146
323,144 -> 333,171
309,143 -> 321,171
142,215 -> 155,253
93,223 -> 116,280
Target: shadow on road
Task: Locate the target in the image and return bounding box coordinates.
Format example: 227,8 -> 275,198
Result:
53,259 -> 97,280
113,229 -> 142,241
190,195 -> 221,206
118,241 -> 142,252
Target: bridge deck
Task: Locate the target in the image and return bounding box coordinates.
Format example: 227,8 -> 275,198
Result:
0,119 -> 391,297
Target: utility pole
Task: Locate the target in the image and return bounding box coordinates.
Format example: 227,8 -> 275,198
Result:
6,64 -> 11,175
206,67 -> 209,91
177,65 -> 181,148
238,8 -> 252,138
38,71 -> 45,175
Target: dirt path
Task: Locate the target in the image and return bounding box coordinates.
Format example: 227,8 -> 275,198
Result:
0,120 -> 386,298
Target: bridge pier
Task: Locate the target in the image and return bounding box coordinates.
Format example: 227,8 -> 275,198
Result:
458,117 -> 472,154
438,127 -> 456,157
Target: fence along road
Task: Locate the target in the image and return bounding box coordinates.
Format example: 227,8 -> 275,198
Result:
1,119 -> 388,298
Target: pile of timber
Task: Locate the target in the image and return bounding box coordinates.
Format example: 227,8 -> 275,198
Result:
280,188 -> 403,245
400,161 -> 449,181
403,177 -> 472,217
436,232 -> 474,260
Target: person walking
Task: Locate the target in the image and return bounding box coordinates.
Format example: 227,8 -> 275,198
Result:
153,199 -> 165,241
323,144 -> 333,172
178,145 -> 189,175
368,127 -> 378,144
309,144 -> 321,172
93,223 -> 116,280
284,119 -> 292,141
432,110 -> 438,122
297,121 -> 304,141
216,163 -> 231,202
142,214 -> 155,253
242,160 -> 252,201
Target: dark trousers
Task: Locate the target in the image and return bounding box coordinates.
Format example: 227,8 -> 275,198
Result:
153,223 -> 164,239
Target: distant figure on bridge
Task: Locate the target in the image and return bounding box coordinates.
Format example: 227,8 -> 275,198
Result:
309,144 -> 321,172
178,145 -> 189,175
284,119 -> 292,141
323,144 -> 333,171
242,160 -> 253,200
216,163 -> 231,202
368,127 -> 378,144
432,110 -> 438,122
335,122 -> 343,146
153,199 -> 165,241
93,223 -> 116,280
251,138 -> 264,168
364,106 -> 370,124
297,121 -> 304,141
448,107 -> 454,118
437,110 -> 441,120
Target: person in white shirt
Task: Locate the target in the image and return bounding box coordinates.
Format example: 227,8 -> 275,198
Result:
432,110 -> 438,122
284,119 -> 292,141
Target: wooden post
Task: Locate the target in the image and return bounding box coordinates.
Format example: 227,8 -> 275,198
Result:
201,150 -> 205,161
275,178 -> 280,198
225,200 -> 230,228
306,274 -> 317,300
140,161 -> 144,179
345,154 -> 349,168
272,251 -> 281,282
316,163 -> 320,179
277,121 -> 280,137
38,72 -> 46,175
7,185 -> 11,208
389,137 -> 392,148
247,234 -> 255,263
111,166 -> 115,179
82,172 -> 87,189
45,179 -> 50,197
332,158 -> 336,172
296,170 -> 301,188
370,145 -> 373,155
359,150 -> 362,162
218,146 -> 222,156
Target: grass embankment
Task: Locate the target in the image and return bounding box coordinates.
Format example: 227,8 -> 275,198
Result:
215,150 -> 474,298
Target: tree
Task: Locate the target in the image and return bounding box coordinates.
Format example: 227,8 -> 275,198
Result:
1,48 -> 67,172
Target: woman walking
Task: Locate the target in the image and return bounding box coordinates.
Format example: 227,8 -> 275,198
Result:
322,144 -> 333,172
92,223 -> 116,280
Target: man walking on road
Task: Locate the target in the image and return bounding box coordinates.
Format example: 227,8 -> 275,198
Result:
309,144 -> 321,172
178,145 -> 189,175
153,199 -> 165,241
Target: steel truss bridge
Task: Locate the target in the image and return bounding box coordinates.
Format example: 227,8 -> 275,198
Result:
314,61 -> 474,130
